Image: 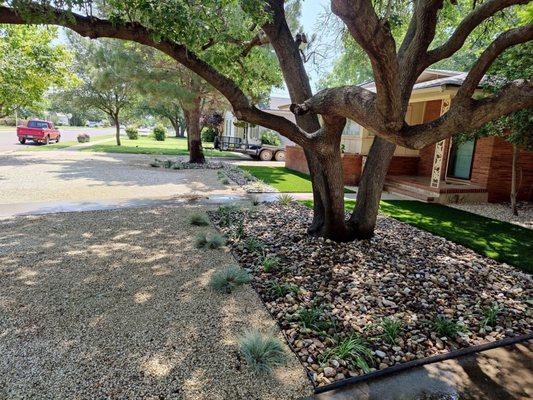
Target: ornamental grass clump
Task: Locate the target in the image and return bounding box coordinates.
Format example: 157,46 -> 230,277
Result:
206,234 -> 226,249
189,213 -> 210,226
209,265 -> 250,293
431,316 -> 467,339
194,232 -> 208,248
379,317 -> 403,345
238,330 -> 287,374
262,256 -> 280,273
319,333 -> 373,373
277,194 -> 294,205
481,303 -> 502,328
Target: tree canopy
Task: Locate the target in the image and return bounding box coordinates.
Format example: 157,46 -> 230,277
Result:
0,24 -> 72,118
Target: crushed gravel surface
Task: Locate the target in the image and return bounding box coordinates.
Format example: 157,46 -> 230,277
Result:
211,203 -> 533,387
0,152 -> 240,205
449,202 -> 533,229
0,205 -> 311,399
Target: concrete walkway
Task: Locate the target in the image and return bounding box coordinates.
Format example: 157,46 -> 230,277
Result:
313,341 -> 532,400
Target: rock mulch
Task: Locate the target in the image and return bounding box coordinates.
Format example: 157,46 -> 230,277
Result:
210,203 -> 532,387
449,202 -> 533,230
223,166 -> 279,193
0,205 -> 311,399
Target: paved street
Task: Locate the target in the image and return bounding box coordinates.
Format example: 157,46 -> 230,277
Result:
0,127 -> 116,152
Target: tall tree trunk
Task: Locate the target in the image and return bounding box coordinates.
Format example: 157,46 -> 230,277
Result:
113,115 -> 121,146
183,98 -> 205,164
262,5 -> 330,236
170,119 -> 180,138
348,136 -> 396,239
511,143 -> 519,216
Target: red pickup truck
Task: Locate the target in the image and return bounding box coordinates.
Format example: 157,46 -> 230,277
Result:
17,120 -> 61,145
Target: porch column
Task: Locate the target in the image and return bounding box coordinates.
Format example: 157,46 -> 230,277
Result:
430,97 -> 451,188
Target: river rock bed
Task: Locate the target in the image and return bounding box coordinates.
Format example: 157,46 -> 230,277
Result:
209,203 -> 532,387
222,165 -> 279,193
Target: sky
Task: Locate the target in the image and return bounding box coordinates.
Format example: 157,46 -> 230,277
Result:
271,0 -> 338,98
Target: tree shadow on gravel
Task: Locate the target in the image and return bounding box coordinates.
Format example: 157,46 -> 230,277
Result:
0,205 -> 310,399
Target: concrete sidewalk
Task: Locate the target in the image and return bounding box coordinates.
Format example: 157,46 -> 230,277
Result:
313,341 -> 532,400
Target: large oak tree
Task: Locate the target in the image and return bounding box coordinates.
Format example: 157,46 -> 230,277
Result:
2,0 -> 530,240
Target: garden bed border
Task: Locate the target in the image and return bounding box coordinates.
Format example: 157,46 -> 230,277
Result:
314,333 -> 533,394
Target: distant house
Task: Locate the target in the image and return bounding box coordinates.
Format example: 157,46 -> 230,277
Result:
223,96 -> 295,147
285,69 -> 533,203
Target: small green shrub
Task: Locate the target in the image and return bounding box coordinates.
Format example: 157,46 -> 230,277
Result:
262,256 -> 280,273
125,125 -> 139,140
238,330 -> 287,374
210,265 -> 250,293
195,232 -> 226,249
260,130 -> 281,146
245,236 -> 264,253
233,220 -> 245,240
277,194 -> 294,205
431,316 -> 466,338
195,232 -> 208,248
201,127 -> 217,143
296,305 -> 334,333
189,213 -> 210,226
242,170 -> 254,181
319,334 -> 373,373
481,304 -> 502,328
379,317 -> 403,345
218,204 -> 240,227
153,124 -> 166,141
221,178 -> 230,185
267,280 -> 299,298
206,234 -> 226,249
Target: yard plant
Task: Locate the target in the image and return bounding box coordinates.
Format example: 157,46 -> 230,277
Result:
238,330 -> 287,374
210,265 -> 250,293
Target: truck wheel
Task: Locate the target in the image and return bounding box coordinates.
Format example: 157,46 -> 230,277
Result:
56,135 -> 60,143
19,138 -> 26,144
259,149 -> 273,161
274,150 -> 286,162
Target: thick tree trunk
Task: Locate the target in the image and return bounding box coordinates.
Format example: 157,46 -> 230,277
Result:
183,98 -> 205,164
348,136 -> 396,239
113,115 -> 121,146
170,119 -> 180,137
511,143 -> 519,216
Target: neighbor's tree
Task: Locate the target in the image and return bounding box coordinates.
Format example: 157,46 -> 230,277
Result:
2,0 -> 531,241
0,24 -> 72,118
63,34 -> 137,145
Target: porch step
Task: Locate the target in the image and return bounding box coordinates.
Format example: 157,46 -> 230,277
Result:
384,180 -> 437,202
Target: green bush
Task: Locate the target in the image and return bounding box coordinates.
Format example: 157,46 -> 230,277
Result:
319,334 -> 373,373
210,265 -> 250,293
431,316 -> 467,338
277,194 -> 294,205
238,330 -> 287,374
153,124 -> 166,141
125,125 -> 139,140
262,256 -> 280,273
201,127 -> 217,143
379,317 -> 403,345
189,213 -> 210,226
261,130 -> 281,146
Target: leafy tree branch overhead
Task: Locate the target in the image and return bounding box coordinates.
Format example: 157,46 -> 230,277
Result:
1,0 -> 530,242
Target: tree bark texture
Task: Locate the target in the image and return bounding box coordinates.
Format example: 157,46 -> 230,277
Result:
113,115 -> 121,146
183,98 -> 205,164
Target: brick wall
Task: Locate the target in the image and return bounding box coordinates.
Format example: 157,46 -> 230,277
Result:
285,145 -> 418,185
388,156 -> 419,176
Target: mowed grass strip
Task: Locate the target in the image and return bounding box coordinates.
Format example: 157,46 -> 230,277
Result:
239,166 -> 354,193
300,199 -> 532,273
81,136 -> 242,158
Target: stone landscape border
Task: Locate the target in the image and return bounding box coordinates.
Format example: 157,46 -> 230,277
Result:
313,333 -> 533,394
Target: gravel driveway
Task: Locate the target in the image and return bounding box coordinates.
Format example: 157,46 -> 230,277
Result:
0,151 -> 240,206
0,205 -> 311,399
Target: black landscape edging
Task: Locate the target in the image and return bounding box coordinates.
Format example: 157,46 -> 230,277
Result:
314,332 -> 533,395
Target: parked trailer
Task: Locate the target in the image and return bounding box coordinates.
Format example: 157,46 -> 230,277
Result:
218,136 -> 285,161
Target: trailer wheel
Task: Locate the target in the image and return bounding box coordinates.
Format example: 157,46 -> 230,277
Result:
274,150 -> 285,162
43,136 -> 49,145
259,149 -> 273,161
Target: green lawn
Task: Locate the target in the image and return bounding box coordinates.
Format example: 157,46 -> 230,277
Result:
81,136 -> 241,158
240,166 -> 354,193
301,199 -> 532,273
